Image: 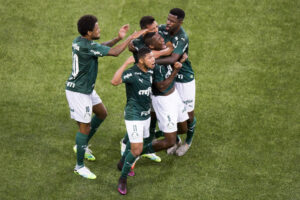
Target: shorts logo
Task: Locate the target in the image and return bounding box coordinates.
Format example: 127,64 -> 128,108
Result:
167,115 -> 175,129
84,106 -> 91,119
131,125 -> 139,140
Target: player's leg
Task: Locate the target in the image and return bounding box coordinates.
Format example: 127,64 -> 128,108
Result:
175,80 -> 196,156
66,90 -> 96,179
141,111 -> 161,162
88,90 -> 107,143
118,120 -> 145,195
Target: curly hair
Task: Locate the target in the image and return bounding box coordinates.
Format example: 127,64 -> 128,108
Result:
170,8 -> 185,20
137,47 -> 152,61
77,15 -> 98,36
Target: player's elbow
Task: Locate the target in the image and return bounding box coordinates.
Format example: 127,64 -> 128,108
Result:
107,49 -> 120,57
111,79 -> 120,86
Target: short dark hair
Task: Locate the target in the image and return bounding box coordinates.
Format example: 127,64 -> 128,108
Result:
137,47 -> 152,61
170,8 -> 185,20
77,15 -> 98,36
139,16 -> 155,29
143,32 -> 156,47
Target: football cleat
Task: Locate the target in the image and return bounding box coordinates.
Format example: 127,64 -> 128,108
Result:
167,138 -> 182,155
141,153 -> 161,162
74,166 -> 96,179
118,177 -> 127,195
175,142 -> 191,156
73,145 -> 96,161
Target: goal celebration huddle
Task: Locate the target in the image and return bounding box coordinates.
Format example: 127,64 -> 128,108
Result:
65,8 -> 196,195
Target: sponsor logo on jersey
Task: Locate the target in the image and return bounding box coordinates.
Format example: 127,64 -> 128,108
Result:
134,72 -> 142,75
66,81 -> 76,88
141,108 -> 151,116
123,73 -> 132,79
138,78 -> 143,83
90,50 -> 103,56
138,87 -> 151,96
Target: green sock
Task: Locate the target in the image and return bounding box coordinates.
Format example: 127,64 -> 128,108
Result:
186,117 -> 196,145
76,132 -> 88,167
87,115 -> 104,143
123,133 -> 129,144
154,130 -> 164,138
121,141 -> 131,163
121,152 -> 136,178
144,132 -> 155,146
142,142 -> 155,155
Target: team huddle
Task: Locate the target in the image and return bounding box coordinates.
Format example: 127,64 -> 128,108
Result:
65,8 -> 196,195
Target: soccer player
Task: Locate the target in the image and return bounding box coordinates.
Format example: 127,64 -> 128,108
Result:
111,47 -> 155,195
156,8 -> 196,156
65,14 -> 145,179
120,15 -> 172,163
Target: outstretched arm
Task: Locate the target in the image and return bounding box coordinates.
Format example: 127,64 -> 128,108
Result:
107,29 -> 147,57
101,25 -> 129,47
154,62 -> 182,92
111,56 -> 135,86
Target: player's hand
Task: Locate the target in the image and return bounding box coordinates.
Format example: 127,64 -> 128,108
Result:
180,53 -> 188,63
130,29 -> 147,40
125,56 -> 135,64
174,62 -> 182,70
118,24 -> 129,39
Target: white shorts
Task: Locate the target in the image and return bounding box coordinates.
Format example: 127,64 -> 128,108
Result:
125,118 -> 151,143
151,89 -> 189,133
175,79 -> 195,113
65,90 -> 102,123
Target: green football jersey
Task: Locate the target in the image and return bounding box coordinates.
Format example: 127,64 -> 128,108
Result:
158,25 -> 194,83
132,35 -> 146,63
122,65 -> 153,120
152,64 -> 175,96
65,36 -> 111,94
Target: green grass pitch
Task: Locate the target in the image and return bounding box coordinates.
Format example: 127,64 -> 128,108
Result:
0,0 -> 299,199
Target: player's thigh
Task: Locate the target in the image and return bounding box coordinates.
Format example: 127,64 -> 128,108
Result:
152,95 -> 177,133
65,90 -> 92,123
91,90 -> 107,119
175,80 -> 196,113
125,120 -> 149,143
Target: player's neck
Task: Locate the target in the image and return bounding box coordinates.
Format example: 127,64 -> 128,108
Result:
82,35 -> 92,41
137,63 -> 148,73
170,26 -> 181,36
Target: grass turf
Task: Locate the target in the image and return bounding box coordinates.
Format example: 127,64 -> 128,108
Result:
0,0 -> 299,199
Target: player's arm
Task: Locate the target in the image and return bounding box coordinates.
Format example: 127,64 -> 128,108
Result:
154,62 -> 182,92
111,56 -> 135,86
107,29 -> 147,56
155,53 -> 181,65
152,42 -> 174,58
101,25 -> 129,47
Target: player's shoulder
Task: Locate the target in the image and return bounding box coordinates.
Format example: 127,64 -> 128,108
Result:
177,27 -> 189,41
158,25 -> 169,36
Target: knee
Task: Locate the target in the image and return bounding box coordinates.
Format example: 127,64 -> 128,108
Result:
131,148 -> 142,157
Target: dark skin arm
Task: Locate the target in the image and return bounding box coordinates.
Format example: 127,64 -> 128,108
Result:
154,62 -> 182,92
155,52 -> 181,65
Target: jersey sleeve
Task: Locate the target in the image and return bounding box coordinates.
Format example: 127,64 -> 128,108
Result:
89,42 -> 111,57
173,36 -> 188,55
132,36 -> 145,51
153,65 -> 165,82
122,69 -> 136,83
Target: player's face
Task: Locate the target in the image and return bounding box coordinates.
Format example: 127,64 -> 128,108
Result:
91,22 -> 101,40
143,52 -> 155,69
146,21 -> 158,32
166,14 -> 181,32
151,33 -> 166,50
